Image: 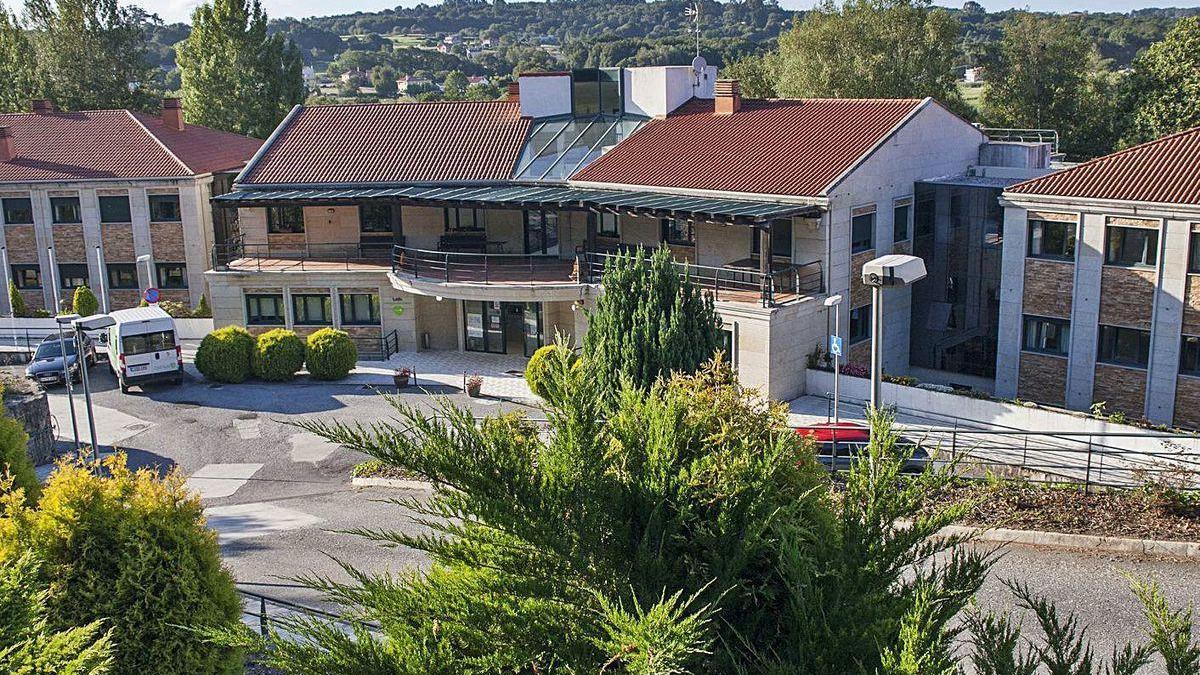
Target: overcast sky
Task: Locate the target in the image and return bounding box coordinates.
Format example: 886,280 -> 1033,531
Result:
139,0 -> 1194,27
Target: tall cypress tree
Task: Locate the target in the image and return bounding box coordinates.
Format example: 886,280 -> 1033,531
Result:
583,245 -> 723,393
176,0 -> 304,138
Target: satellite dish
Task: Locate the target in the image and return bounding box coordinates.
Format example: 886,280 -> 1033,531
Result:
692,55 -> 707,74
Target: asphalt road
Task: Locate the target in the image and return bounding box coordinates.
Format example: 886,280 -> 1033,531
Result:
31,363 -> 1200,672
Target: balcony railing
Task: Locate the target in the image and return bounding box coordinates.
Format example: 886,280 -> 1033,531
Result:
391,245 -> 576,285
212,240 -> 394,272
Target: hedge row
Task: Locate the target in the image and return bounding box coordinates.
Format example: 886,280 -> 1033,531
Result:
195,327 -> 358,383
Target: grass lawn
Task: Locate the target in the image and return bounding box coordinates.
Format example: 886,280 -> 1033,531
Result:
958,82 -> 985,115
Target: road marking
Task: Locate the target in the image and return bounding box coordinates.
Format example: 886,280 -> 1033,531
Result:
233,417 -> 261,439
204,502 -> 323,544
289,432 -> 338,464
186,463 -> 264,499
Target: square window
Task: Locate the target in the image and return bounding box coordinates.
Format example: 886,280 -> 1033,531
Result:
10,264 -> 40,289
851,211 -> 875,253
292,293 -> 332,325
156,263 -> 187,289
245,294 -> 285,325
849,304 -> 871,344
1105,225 -> 1159,268
148,194 -> 181,222
1181,335 -> 1200,377
752,219 -> 793,259
893,199 -> 911,242
1027,219 -> 1076,260
107,263 -> 138,289
444,207 -> 482,232
1190,231 -> 1200,274
267,205 -> 304,233
50,197 -> 81,224
2,198 -> 33,225
99,195 -> 131,223
660,217 -> 694,246
339,293 -> 380,325
598,212 -> 619,238
1097,324 -> 1151,369
1022,315 -> 1070,356
360,203 -> 397,234
58,263 -> 88,289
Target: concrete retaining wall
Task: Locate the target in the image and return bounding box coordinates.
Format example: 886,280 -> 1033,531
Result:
4,390 -> 56,465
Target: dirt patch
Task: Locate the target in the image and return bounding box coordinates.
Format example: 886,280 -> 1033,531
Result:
352,459 -> 421,481
930,481 -> 1200,543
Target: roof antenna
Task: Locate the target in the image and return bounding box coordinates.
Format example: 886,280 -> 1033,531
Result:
684,1 -> 701,59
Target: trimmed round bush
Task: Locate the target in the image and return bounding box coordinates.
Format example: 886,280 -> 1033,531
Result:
195,326 -> 255,383
71,285 -> 99,317
252,328 -> 305,381
305,328 -> 358,380
524,343 -> 578,401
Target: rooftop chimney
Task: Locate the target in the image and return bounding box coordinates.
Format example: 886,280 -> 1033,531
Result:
714,79 -> 741,116
30,99 -> 55,115
0,127 -> 12,162
161,97 -> 184,131
506,81 -> 520,102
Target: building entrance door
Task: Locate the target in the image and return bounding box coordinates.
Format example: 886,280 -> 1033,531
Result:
522,302 -> 543,357
463,300 -> 506,353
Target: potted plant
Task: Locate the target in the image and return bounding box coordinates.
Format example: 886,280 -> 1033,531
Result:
465,374 -> 483,398
394,367 -> 412,388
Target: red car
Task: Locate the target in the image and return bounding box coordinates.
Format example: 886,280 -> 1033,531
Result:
795,422 -> 929,473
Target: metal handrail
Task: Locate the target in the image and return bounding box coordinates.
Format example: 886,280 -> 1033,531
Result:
212,241 -> 394,272
391,244 -> 573,285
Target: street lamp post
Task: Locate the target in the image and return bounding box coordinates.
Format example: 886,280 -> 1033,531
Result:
73,314 -> 115,462
54,313 -> 83,451
137,254 -> 154,301
861,254 -> 927,413
823,294 -> 844,424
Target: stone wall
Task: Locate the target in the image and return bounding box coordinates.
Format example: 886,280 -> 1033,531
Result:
149,222 -> 188,262
6,225 -> 38,263
4,389 -> 55,465
50,224 -> 87,261
1092,363 -> 1147,418
1099,266 -> 1156,329
1022,259 -> 1074,318
101,224 -> 137,261
1017,352 -> 1068,406
1174,376 -> 1200,430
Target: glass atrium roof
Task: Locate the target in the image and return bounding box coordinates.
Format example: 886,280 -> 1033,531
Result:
512,115 -> 647,181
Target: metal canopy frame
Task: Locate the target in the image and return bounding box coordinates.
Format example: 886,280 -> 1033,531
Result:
214,185 -> 822,225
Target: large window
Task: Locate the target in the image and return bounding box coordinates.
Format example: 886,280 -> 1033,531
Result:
292,293 -> 332,325
1022,315 -> 1070,356
1097,324 -> 1151,368
1181,335 -> 1200,377
660,217 -> 695,246
1190,231 -> 1200,274
444,207 -> 482,232
339,293 -> 380,325
246,294 -> 285,325
99,195 -> 131,223
849,304 -> 871,344
148,194 -> 181,222
107,263 -> 138,289
1027,219 -> 1076,260
1,198 -> 32,224
11,264 -> 40,289
893,198 -> 912,242
156,263 -> 187,289
121,330 -> 176,356
359,203 -> 397,234
597,212 -> 619,238
58,263 -> 88,289
571,68 -> 621,117
1105,225 -> 1158,268
851,210 -> 875,253
752,219 -> 793,259
50,197 -> 81,224
267,205 -> 304,233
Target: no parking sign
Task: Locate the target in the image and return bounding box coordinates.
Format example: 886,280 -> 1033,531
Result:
143,287 -> 159,304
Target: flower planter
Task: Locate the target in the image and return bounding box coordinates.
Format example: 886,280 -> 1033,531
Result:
466,382 -> 482,397
394,374 -> 410,388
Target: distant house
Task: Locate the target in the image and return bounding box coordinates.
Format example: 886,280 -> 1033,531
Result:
397,76 -> 435,93
467,76 -> 489,86
442,35 -> 461,45
339,69 -> 366,84
963,67 -> 984,83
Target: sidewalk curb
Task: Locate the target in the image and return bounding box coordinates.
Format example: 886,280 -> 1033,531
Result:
350,476 -> 433,490
942,524 -> 1200,559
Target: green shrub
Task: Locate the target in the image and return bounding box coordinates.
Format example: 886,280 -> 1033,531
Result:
0,454 -> 242,675
195,326 -> 255,383
8,282 -> 27,318
524,343 -> 577,400
304,328 -> 357,380
0,413 -> 37,506
157,300 -> 191,318
194,294 -> 212,318
252,329 -> 305,381
71,285 -> 99,317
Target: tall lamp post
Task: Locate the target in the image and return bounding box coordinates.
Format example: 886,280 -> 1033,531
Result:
54,313 -> 82,451
137,254 -> 154,301
860,254 -> 926,412
823,294 -> 844,424
72,314 -> 115,462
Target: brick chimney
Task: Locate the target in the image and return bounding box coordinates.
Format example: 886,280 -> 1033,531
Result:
30,99 -> 55,115
714,79 -> 741,116
506,81 -> 520,102
0,127 -> 12,162
161,97 -> 184,131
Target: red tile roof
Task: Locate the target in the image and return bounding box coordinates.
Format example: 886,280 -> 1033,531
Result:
571,98 -> 926,197
1007,127 -> 1200,205
240,101 -> 532,185
0,110 -> 261,183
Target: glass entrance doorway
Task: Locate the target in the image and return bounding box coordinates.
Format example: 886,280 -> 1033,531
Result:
524,210 -> 559,255
463,301 -> 544,356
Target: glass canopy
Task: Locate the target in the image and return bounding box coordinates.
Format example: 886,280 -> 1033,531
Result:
512,115 -> 647,181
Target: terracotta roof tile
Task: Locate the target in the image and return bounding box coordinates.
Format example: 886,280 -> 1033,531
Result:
0,110 -> 260,183
1007,127 -> 1200,205
241,101 -> 532,185
571,98 -> 925,197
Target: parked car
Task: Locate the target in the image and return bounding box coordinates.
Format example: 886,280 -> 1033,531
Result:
106,306 -> 183,393
795,421 -> 930,474
25,334 -> 97,386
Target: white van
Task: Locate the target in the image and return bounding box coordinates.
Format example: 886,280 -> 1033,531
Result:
106,306 -> 183,393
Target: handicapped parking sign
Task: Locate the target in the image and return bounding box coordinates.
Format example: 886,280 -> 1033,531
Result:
829,335 -> 843,357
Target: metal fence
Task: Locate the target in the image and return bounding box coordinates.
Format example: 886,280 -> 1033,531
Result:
237,585 -> 380,638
